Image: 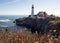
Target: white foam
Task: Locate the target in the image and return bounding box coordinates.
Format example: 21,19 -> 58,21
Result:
0,19 -> 11,22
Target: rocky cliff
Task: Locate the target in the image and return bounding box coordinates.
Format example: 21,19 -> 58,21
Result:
14,12 -> 60,36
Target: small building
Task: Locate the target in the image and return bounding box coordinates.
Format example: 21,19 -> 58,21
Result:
37,11 -> 48,19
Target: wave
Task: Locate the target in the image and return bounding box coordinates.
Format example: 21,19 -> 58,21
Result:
0,19 -> 11,22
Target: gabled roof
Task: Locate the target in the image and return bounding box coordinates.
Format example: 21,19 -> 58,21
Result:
37,11 -> 48,17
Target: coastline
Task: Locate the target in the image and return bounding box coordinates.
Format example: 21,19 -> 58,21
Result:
0,15 -> 27,33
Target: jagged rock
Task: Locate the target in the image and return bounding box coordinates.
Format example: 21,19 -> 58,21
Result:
14,12 -> 60,35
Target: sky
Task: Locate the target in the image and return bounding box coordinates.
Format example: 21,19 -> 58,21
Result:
0,0 -> 60,16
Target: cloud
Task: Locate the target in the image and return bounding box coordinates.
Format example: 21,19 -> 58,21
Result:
0,0 -> 20,5
6,0 -> 20,4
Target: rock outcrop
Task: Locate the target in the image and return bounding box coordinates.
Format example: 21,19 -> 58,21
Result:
14,12 -> 60,36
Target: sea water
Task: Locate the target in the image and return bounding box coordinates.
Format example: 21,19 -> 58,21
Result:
0,15 -> 28,32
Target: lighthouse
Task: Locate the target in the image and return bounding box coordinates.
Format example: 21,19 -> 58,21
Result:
31,5 -> 34,17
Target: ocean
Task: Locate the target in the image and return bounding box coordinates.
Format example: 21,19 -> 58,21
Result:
0,15 -> 28,32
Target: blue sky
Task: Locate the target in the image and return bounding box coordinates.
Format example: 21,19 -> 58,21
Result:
0,0 -> 60,16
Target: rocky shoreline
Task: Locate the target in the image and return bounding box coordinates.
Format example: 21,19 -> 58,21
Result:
14,12 -> 60,37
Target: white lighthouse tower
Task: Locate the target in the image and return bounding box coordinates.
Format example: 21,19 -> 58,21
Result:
31,5 -> 34,17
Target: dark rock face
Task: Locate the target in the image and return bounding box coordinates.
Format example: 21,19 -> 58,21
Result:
15,16 -> 60,35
